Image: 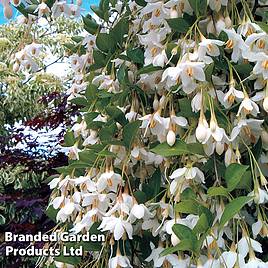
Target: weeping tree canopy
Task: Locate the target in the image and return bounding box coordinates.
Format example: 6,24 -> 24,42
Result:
1,0 -> 268,268
0,16 -> 82,130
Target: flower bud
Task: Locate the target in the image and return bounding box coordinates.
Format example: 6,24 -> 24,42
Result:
210,118 -> 217,132
153,96 -> 159,111
159,95 -> 166,107
4,4 -> 13,19
216,142 -> 224,155
196,119 -> 208,143
263,96 -> 268,112
254,189 -> 260,204
167,129 -> 176,146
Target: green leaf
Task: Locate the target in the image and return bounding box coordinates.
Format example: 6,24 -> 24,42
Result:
218,31 -> 228,42
68,161 -> 91,169
84,112 -> 102,129
127,47 -> 144,64
99,0 -> 109,21
70,97 -> 88,107
177,98 -> 198,118
181,188 -> 197,200
174,200 -> 199,214
96,150 -> 116,157
64,43 -> 77,53
63,130 -> 76,147
133,191 -> 147,204
219,196 -> 253,228
174,200 -> 213,227
99,0 -> 109,10
193,213 -> 209,234
99,123 -> 117,142
0,214 -> 6,225
207,186 -> 229,197
205,63 -> 214,82
135,0 -> 147,6
169,224 -> 198,253
106,106 -> 128,126
151,140 -> 204,157
85,84 -> 98,101
90,5 -> 105,20
25,4 -> 38,14
173,224 -> 197,241
225,163 -> 249,192
166,18 -> 190,33
110,18 -> 129,46
160,240 -> 194,256
236,170 -> 252,191
188,0 -> 207,16
233,63 -> 253,79
15,3 -> 29,17
96,33 -> 116,53
117,62 -> 129,84
71,36 -> 84,43
92,49 -> 108,69
82,15 -> 99,34
79,150 -> 97,164
143,168 -> 162,201
46,0 -> 56,8
122,120 -> 141,148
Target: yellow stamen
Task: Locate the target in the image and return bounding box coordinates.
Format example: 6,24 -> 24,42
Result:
207,43 -> 213,52
262,60 -> 268,69
257,39 -> 265,49
186,67 -> 193,77
151,47 -> 158,57
226,39 -> 234,49
246,26 -> 254,36
227,94 -> 235,104
107,178 -> 113,187
154,8 -> 161,17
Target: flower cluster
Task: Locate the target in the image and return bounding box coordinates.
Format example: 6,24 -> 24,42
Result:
12,42 -> 43,72
4,0 -> 268,267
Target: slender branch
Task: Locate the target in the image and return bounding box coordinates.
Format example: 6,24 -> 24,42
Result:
22,56 -> 64,85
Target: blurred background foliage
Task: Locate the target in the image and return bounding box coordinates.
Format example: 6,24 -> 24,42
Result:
0,16 -> 81,268
0,17 -> 82,130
